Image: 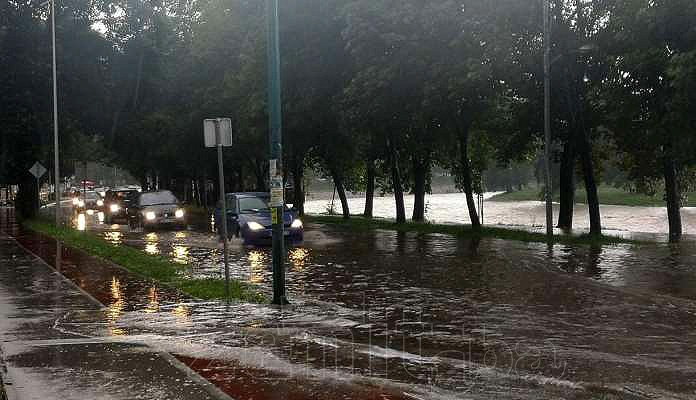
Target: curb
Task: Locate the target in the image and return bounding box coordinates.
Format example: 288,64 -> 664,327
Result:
159,352 -> 237,400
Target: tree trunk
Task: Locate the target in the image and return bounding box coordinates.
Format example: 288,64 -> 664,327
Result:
292,159 -> 305,216
364,159 -> 376,218
254,158 -> 266,191
15,179 -> 38,220
557,138 -> 576,230
458,125 -> 481,230
412,156 -> 428,221
664,155 -> 682,243
202,172 -> 209,207
132,51 -> 145,111
578,130 -> 601,235
391,154 -> 406,224
331,169 -> 350,219
140,174 -> 148,192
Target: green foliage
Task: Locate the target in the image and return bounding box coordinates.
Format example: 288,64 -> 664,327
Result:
601,0 -> 696,197
3,0 -> 696,226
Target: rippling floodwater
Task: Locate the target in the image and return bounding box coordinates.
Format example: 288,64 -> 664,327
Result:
16,206 -> 696,398
305,192 -> 696,239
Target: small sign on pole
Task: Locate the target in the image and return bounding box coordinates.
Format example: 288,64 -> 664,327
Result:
269,159 -> 284,207
204,118 -> 233,300
29,162 -> 47,212
204,118 -> 233,148
29,162 -> 47,179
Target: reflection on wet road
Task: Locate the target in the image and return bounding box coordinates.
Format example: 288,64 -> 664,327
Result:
10,207 -> 696,398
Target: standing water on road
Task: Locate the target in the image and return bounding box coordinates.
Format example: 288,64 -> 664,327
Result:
82,211 -> 696,398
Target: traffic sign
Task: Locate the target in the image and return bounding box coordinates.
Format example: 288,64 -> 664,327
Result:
203,117 -> 233,300
29,162 -> 47,179
204,118 -> 233,147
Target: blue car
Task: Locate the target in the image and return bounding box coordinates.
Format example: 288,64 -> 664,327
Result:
214,192 -> 304,245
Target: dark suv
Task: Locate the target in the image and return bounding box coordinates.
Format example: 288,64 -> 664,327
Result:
127,190 -> 186,230
104,189 -> 139,224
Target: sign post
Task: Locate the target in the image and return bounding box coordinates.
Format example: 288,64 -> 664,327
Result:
29,162 -> 47,213
204,118 -> 233,299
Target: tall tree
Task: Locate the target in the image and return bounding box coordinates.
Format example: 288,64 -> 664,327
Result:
601,0 -> 696,242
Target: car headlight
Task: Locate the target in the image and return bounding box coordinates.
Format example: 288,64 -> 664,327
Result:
175,209 -> 185,218
110,204 -> 120,213
291,218 -> 303,229
77,200 -> 85,208
247,221 -> 264,231
97,199 -> 104,207
145,211 -> 156,221
72,198 -> 79,206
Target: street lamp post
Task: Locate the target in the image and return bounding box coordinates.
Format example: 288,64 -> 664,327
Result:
50,0 -> 61,226
543,0 -> 553,238
267,0 -> 287,305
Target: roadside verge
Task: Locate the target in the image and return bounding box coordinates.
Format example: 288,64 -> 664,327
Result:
305,214 -> 641,246
23,219 -> 265,303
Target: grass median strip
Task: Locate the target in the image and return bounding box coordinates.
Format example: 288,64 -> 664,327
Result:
24,219 -> 265,303
306,215 -> 639,246
490,185 -> 696,207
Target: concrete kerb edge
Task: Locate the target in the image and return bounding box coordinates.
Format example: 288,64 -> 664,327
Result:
3,234 -> 237,400
159,351 -> 238,400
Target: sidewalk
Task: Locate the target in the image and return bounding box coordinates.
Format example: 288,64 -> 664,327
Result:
0,229 -> 232,400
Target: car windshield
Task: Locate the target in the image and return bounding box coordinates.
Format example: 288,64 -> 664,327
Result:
238,196 -> 270,213
84,192 -> 100,200
114,191 -> 136,200
139,191 -> 177,206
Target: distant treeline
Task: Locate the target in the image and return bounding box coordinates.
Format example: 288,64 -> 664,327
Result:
2,0 -> 695,240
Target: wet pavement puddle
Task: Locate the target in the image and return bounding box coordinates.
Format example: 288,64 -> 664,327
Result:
3,207 -> 696,398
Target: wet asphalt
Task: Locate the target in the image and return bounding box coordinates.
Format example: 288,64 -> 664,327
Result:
3,206 -> 696,399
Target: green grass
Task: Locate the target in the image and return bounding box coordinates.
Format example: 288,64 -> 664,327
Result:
24,219 -> 265,303
490,185 -> 696,207
306,215 -> 639,246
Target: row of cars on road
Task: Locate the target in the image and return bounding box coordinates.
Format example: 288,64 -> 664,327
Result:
72,187 -> 187,229
71,189 -> 304,245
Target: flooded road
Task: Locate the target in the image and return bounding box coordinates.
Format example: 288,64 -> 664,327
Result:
305,192 -> 696,239
6,207 -> 696,398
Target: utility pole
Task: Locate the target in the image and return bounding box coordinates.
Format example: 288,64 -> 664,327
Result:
51,0 -> 61,226
543,0 -> 553,238
267,0 -> 287,305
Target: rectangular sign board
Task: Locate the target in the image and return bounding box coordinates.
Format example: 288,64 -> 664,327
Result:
269,159 -> 284,207
204,118 -> 233,147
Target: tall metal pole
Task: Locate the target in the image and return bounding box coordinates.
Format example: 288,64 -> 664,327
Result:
51,0 -> 61,226
543,0 -> 553,238
215,119 -> 231,299
267,0 -> 287,305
